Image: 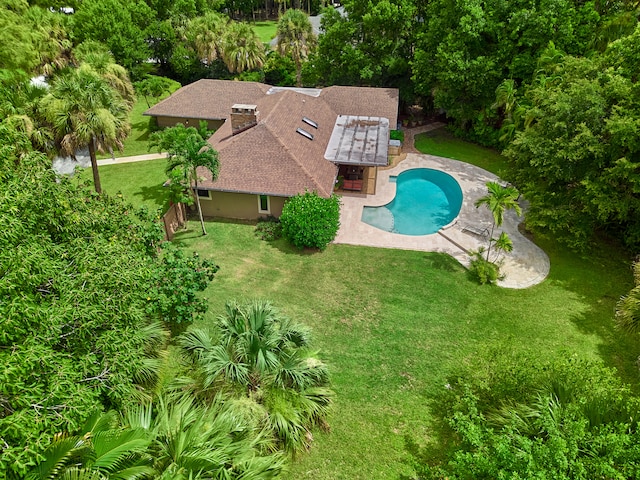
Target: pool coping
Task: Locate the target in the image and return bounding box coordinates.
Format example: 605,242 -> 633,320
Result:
334,153 -> 550,289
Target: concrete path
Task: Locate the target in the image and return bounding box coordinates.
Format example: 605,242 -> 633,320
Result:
96,152 -> 166,166
334,152 -> 550,289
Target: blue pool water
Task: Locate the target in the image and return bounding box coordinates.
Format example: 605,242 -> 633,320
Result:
361,168 -> 463,235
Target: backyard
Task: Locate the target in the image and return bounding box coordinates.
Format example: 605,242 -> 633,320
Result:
86,132 -> 639,479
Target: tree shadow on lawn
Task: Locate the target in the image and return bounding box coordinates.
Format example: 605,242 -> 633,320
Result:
537,235 -> 640,387
131,119 -> 153,141
133,184 -> 169,211
267,237 -> 323,256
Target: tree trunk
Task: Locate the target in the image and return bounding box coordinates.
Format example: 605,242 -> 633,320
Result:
193,173 -> 207,236
295,59 -> 302,87
486,223 -> 495,261
88,137 -> 102,194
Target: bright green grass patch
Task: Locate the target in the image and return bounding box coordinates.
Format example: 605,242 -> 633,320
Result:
98,83 -> 181,159
251,20 -> 278,44
77,158 -> 170,213
172,220 -> 636,480
415,127 -> 509,175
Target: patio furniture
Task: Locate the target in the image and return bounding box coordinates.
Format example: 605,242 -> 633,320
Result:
462,224 -> 490,238
342,179 -> 363,191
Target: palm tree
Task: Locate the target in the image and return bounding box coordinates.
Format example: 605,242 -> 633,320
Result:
39,68 -> 131,194
149,124 -> 219,236
0,71 -> 51,150
30,397 -> 284,480
27,410 -> 154,480
27,7 -> 74,76
221,22 -> 265,74
276,9 -> 316,87
124,395 -> 285,479
474,182 -> 521,261
616,261 -> 640,334
76,50 -> 136,109
180,300 -> 334,453
187,12 -> 227,66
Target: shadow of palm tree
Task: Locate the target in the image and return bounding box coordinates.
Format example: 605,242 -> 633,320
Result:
133,185 -> 169,210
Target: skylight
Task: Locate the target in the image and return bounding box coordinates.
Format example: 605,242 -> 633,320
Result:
296,128 -> 314,140
302,117 -> 318,129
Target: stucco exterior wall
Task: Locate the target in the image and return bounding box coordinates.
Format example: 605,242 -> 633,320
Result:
199,191 -> 287,220
155,116 -> 225,131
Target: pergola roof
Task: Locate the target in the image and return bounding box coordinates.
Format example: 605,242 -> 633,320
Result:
324,115 -> 390,166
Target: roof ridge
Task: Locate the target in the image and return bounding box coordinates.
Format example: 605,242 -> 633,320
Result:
262,91 -> 332,197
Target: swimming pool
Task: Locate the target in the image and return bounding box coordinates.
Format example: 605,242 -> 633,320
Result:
361,168 -> 463,235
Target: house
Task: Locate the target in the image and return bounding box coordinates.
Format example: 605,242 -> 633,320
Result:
144,79 -> 399,219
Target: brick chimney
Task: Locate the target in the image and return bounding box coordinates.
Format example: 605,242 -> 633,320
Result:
230,104 -> 258,135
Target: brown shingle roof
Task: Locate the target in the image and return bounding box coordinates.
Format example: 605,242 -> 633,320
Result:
320,86 -> 399,128
144,79 -> 270,121
153,80 -> 399,198
199,90 -> 338,197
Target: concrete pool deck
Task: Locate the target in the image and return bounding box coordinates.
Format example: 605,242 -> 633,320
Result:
334,152 -> 550,289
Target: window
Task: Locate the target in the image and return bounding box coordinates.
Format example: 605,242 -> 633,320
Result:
196,189 -> 212,200
258,195 -> 270,213
258,195 -> 270,214
302,117 -> 318,129
296,128 -> 314,140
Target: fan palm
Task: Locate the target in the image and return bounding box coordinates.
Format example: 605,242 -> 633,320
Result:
221,23 -> 265,74
26,7 -> 74,76
125,395 -> 285,479
0,72 -> 50,150
77,54 -> 136,108
180,300 -> 334,454
39,68 -> 131,194
188,12 -> 227,66
276,9 -> 317,87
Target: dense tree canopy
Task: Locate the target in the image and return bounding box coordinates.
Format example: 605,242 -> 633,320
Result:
412,0 -> 602,142
0,124 -> 218,477
505,26 -> 640,249
71,0 -> 154,77
312,0 -> 414,91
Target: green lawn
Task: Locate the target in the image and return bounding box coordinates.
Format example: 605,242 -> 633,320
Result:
98,83 -> 181,159
169,221 -> 636,480
251,20 -> 278,44
415,127 -> 509,175
92,133 -> 638,479
77,158 -> 170,213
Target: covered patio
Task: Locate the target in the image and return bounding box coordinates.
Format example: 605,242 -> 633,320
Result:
324,115 -> 390,195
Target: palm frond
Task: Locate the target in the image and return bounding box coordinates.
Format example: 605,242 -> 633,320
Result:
27,436 -> 89,480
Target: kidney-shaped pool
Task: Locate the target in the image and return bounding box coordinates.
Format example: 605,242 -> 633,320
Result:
361,168 -> 463,235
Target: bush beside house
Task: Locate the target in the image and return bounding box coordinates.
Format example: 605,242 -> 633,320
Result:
280,191 -> 340,250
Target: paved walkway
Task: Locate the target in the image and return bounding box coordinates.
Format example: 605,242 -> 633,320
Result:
334,152 -> 550,289
97,152 -> 166,166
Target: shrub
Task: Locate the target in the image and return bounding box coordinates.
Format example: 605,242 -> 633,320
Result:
468,249 -> 502,285
255,216 -> 282,241
390,129 -> 404,142
408,352 -> 640,479
280,191 -> 341,250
